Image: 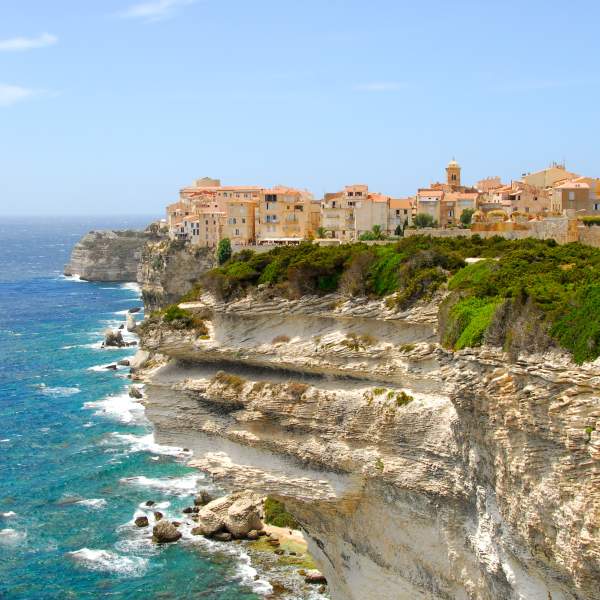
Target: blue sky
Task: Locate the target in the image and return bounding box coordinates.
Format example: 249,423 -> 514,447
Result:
1,0 -> 599,216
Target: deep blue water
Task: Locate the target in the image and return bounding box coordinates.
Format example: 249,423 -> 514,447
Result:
0,218 -> 263,599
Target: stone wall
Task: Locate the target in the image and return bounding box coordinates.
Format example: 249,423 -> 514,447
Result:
577,225 -> 600,248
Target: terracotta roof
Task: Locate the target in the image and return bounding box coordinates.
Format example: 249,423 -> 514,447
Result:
417,189 -> 444,198
555,181 -> 590,189
367,193 -> 390,203
389,198 -> 413,209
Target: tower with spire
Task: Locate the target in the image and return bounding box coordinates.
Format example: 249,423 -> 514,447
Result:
446,158 -> 461,189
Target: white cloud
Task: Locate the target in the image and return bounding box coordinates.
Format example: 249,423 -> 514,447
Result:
0,84 -> 37,107
353,82 -> 409,92
0,33 -> 58,52
119,0 -> 196,22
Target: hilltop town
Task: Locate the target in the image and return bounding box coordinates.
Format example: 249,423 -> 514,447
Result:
166,160 -> 600,247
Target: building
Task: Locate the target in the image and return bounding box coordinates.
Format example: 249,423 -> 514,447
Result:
508,184 -> 550,215
321,185 -> 366,241
521,163 -> 579,189
354,193 -> 390,238
223,198 -> 257,245
388,197 -> 414,233
443,192 -> 479,225
446,159 -> 461,189
255,186 -> 319,243
476,176 -> 504,193
416,189 -> 444,224
551,180 -> 599,215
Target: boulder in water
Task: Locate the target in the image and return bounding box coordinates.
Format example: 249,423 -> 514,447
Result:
134,516 -> 149,528
195,490 -> 264,539
152,520 -> 181,543
128,386 -> 143,399
213,532 -> 232,542
194,491 -> 213,506
153,511 -> 163,521
118,359 -> 130,367
126,313 -> 137,332
128,307 -> 141,314
105,364 -> 118,370
103,329 -> 126,348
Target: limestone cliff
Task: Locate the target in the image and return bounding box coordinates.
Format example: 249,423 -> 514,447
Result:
64,229 -> 159,282
137,239 -> 215,311
136,292 -> 600,600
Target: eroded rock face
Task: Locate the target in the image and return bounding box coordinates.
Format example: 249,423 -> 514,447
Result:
137,240 -> 215,311
64,230 -> 159,281
138,292 -> 600,600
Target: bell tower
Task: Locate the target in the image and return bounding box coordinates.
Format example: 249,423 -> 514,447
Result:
446,158 -> 461,188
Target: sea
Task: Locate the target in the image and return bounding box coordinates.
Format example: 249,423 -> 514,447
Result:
0,217 -> 268,599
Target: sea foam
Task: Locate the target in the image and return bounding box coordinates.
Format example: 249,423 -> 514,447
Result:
84,393 -> 145,424
68,548 -> 148,576
120,473 -> 203,496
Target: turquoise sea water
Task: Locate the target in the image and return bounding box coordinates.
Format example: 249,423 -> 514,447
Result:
0,218 -> 264,599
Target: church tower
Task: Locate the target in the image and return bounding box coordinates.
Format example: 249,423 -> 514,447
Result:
446,158 -> 461,188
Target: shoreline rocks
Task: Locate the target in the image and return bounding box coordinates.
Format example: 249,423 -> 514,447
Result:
152,520 -> 181,543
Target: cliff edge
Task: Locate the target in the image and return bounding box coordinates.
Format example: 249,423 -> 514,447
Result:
64,229 -> 160,282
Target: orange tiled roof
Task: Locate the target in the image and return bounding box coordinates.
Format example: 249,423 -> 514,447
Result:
389,198 -> 413,209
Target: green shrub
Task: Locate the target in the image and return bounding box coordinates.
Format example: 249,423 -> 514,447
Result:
395,391 -> 414,407
444,297 -> 501,350
217,238 -> 232,265
264,497 -> 299,529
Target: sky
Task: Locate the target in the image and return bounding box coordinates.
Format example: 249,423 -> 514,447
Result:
1,0 -> 599,216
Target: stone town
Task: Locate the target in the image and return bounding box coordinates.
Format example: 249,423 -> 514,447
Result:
166,161 -> 600,247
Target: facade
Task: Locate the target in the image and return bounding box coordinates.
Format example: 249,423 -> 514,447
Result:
508,184 -> 550,215
551,181 -> 599,215
354,193 -> 390,238
321,185 -> 367,241
223,199 -> 257,245
416,189 -> 444,224
443,192 -> 479,225
522,163 -> 579,189
255,186 -> 318,243
388,197 -> 413,233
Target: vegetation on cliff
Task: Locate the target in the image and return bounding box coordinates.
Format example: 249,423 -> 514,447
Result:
194,236 -> 600,362
264,497 -> 299,529
138,304 -> 208,335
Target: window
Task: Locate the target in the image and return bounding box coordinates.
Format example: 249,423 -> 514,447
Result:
404,209 -> 408,215
525,207 -> 530,213
265,194 -> 277,202
395,209 -> 400,215
348,191 -> 354,197
332,201 -> 336,208
294,205 -> 303,212
356,191 -> 363,196
594,203 -> 600,211
242,218 -> 246,224
569,191 -> 575,201
235,229 -> 240,235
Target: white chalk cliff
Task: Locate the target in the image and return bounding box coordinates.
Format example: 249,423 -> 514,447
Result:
136,291 -> 600,600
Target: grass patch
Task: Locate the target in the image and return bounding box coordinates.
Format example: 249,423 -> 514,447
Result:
160,304 -> 208,334
212,371 -> 245,392
444,297 -> 502,350
264,497 -> 299,529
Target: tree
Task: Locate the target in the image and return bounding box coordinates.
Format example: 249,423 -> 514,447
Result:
358,224 -> 387,241
394,224 -> 403,236
217,238 -> 232,265
316,226 -> 328,239
460,208 -> 475,226
414,213 -> 436,228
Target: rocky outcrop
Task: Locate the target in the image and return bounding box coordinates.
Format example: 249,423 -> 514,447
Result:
152,520 -> 181,543
137,291 -> 600,600
64,229 -> 160,281
137,240 -> 215,311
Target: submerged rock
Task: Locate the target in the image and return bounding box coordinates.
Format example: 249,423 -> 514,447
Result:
118,359 -> 130,367
152,520 -> 181,543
